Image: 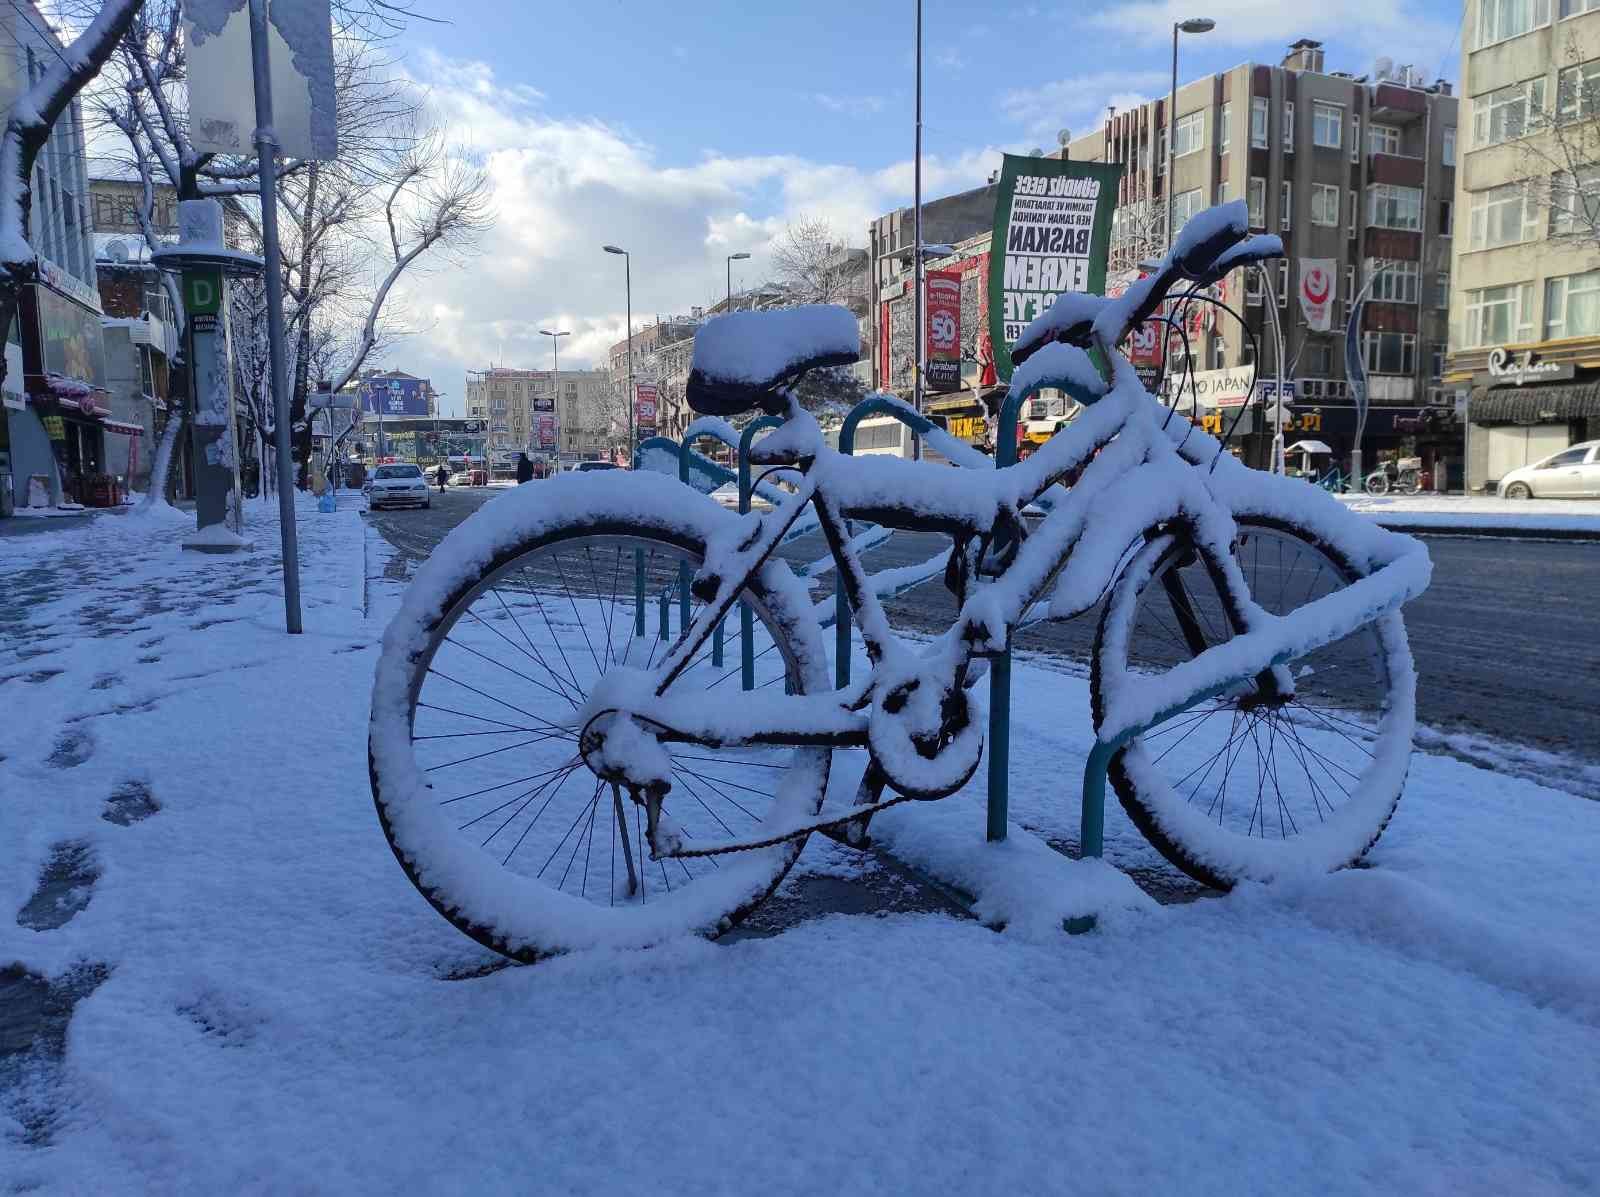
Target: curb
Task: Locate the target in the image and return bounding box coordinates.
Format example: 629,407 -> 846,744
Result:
1361,521 -> 1600,541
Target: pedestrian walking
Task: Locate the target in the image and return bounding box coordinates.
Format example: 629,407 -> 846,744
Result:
435,462 -> 449,495
515,453 -> 534,485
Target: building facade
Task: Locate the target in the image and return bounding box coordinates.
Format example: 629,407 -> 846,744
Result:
465,366 -> 610,473
1069,40 -> 1460,478
1447,0 -> 1600,491
1,2 -> 105,515
93,236 -> 180,493
606,317 -> 700,446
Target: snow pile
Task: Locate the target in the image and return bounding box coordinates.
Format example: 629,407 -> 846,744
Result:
1339,493 -> 1600,534
690,305 -> 858,386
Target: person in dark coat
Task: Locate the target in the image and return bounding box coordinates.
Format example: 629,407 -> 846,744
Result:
434,462 -> 449,494
515,452 -> 534,484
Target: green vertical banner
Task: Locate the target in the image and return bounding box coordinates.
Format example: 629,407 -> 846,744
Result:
986,155 -> 1121,382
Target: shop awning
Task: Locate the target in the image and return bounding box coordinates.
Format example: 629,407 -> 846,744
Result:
1470,382 -> 1600,425
1285,439 -> 1334,455
102,419 -> 145,436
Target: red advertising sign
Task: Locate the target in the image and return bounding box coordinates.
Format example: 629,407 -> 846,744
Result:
537,414 -> 556,451
635,382 -> 658,431
925,269 -> 962,392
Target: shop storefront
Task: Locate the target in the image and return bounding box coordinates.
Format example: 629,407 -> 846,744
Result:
1460,350 -> 1599,493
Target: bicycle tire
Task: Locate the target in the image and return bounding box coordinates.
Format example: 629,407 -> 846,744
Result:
369,472 -> 833,962
1090,516 -> 1414,890
1364,473 -> 1390,496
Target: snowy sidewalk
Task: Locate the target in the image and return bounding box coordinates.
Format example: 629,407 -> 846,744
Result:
1337,493 -> 1600,537
3,496 -> 1600,1193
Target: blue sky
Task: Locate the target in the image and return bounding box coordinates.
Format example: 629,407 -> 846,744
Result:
388,0 -> 1466,410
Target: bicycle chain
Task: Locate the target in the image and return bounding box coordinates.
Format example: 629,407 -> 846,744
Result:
662,790 -> 921,858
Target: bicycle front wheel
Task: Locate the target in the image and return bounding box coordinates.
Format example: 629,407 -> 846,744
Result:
1091,517 -> 1414,890
370,473 -> 832,962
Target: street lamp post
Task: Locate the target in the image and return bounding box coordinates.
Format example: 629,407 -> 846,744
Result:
1165,17 -> 1216,253
603,245 -> 633,464
539,328 -> 569,470
913,0 -> 924,421
726,251 -> 750,312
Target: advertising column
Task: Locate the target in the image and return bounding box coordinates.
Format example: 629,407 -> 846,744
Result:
183,262 -> 239,540
985,155 -> 1120,382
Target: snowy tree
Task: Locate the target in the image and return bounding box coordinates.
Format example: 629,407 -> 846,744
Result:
768,216 -> 866,307
1518,35 -> 1600,254
0,0 -> 143,394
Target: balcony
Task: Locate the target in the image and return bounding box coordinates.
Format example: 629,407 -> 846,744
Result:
1369,83 -> 1427,124
1367,152 -> 1425,187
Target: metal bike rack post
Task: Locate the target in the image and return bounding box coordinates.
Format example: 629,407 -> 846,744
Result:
738,416 -> 785,690
986,390 -> 1029,844
834,397 -> 937,690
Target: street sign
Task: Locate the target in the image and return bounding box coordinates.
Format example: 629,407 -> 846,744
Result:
185,0 -> 338,161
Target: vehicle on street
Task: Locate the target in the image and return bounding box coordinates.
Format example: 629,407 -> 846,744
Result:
1497,441 -> 1600,499
570,460 -> 621,472
366,463 -> 431,509
708,482 -> 773,511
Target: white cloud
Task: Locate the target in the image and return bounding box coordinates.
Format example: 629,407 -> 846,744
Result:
1001,70 -> 1168,141
378,55 -> 1004,411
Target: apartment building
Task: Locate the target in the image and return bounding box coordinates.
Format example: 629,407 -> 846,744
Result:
1069,40 -> 1460,478
1447,0 -> 1600,492
606,317 -> 700,444
465,366 -> 611,472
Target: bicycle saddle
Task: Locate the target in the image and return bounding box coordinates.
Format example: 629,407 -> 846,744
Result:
686,305 -> 860,416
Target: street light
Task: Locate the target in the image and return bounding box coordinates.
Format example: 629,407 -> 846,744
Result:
603,244 -> 633,464
1165,16 -> 1215,253
539,328 -> 569,467
726,251 -> 750,311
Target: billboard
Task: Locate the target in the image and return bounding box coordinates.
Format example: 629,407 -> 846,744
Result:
359,375 -> 430,416
986,155 -> 1120,381
925,269 -> 962,393
537,414 -> 556,451
636,382 -> 658,431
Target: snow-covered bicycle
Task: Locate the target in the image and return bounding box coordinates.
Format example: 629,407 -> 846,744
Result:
369,203 -> 1432,962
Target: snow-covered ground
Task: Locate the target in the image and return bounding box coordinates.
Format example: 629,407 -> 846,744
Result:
1338,493 -> 1600,534
2,495 -> 1598,1193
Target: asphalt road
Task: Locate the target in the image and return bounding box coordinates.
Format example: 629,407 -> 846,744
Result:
368,484 -> 1600,774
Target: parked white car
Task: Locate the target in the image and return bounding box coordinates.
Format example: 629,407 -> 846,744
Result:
366,463 -> 432,509
1497,440 -> 1600,499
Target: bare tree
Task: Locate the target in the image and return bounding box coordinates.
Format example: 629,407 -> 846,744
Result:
1519,35 -> 1600,253
1106,196 -> 1168,277
0,0 -> 143,397
768,216 -> 864,306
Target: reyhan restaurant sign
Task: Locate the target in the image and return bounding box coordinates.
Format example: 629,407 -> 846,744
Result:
1478,347 -> 1574,388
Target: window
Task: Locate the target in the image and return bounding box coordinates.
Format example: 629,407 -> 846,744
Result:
1563,0 -> 1600,13
1468,182 -> 1540,248
1311,183 -> 1340,226
1550,165 -> 1600,237
1348,189 -> 1358,236
1462,282 -> 1535,346
1369,124 -> 1402,155
1280,181 -> 1293,229
1218,102 -> 1231,152
1544,269 -> 1600,338
1351,115 -> 1362,162
1557,59 -> 1600,122
1278,259 -> 1290,308
1313,102 -> 1343,148
1439,199 -> 1453,236
1436,271 -> 1451,308
1251,97 -> 1270,148
1248,176 -> 1266,227
1368,183 -> 1423,230
1366,258 -> 1420,303
1155,130 -> 1167,172
1442,126 -> 1456,166
1476,0 -> 1551,46
1171,188 -> 1203,227
1282,101 -> 1295,152
1173,110 -> 1206,157
1343,264 -> 1356,317
1245,267 -> 1264,305
1363,331 -> 1417,374
1214,180 -> 1232,206
1473,77 -> 1547,146
1430,348 -> 1445,380
1210,337 -> 1227,369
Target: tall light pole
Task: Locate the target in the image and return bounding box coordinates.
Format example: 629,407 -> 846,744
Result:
726,251 -> 750,311
913,0 -> 924,419
539,328 -> 569,469
1165,16 -> 1216,253
603,245 -> 633,464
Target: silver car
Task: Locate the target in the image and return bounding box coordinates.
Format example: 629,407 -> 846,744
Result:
1497,440 -> 1600,499
367,463 -> 432,509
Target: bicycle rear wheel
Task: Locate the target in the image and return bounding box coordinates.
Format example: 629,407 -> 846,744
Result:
369,474 -> 832,962
1091,517 -> 1414,890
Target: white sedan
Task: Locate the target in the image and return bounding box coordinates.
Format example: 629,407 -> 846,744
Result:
1497,440 -> 1600,499
366,463 -> 432,509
